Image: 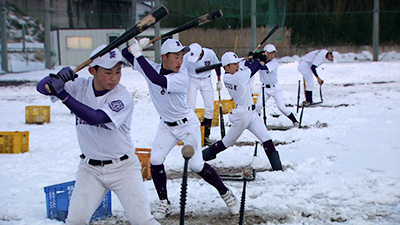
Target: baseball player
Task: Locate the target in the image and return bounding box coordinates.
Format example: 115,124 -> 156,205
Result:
255,44 -> 298,126
36,45 -> 159,225
121,38 -> 239,219
202,52 -> 283,171
297,49 -> 333,104
181,43 -> 222,145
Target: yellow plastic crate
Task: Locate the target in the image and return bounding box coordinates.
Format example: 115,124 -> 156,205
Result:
0,131 -> 29,154
212,111 -> 219,127
135,148 -> 152,181
26,105 -> 50,124
195,108 -> 205,122
214,99 -> 235,114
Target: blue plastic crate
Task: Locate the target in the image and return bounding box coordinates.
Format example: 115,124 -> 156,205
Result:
44,180 -> 112,222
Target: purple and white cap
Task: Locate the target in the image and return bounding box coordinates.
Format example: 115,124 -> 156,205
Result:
161,39 -> 189,55
221,51 -> 244,66
89,44 -> 126,69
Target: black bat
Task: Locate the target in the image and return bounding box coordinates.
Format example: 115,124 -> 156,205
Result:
45,6 -> 169,93
217,76 -> 226,138
150,9 -> 223,44
252,24 -> 279,53
262,86 -> 267,127
196,25 -> 279,73
296,80 -> 301,113
195,63 -> 222,74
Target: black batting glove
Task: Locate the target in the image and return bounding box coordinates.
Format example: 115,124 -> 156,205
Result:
57,67 -> 78,83
47,76 -> 68,100
259,53 -> 267,63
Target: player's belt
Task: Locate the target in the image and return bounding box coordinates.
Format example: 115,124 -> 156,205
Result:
236,105 -> 255,111
164,117 -> 188,127
190,75 -> 211,79
263,84 -> 276,88
80,154 -> 129,167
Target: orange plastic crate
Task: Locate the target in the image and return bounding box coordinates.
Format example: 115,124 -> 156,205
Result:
135,148 -> 152,180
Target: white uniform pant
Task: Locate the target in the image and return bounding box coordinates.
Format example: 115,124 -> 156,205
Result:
255,84 -> 291,116
66,156 -> 159,225
186,76 -> 214,119
222,107 -> 271,147
298,60 -> 314,91
150,112 -> 204,173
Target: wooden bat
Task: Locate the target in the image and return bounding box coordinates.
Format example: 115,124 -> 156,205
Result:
252,24 -> 279,53
45,6 -> 169,93
149,9 -> 223,44
217,76 -> 226,138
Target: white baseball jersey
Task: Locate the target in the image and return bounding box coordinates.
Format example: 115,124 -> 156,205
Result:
65,77 -> 134,160
259,59 -> 279,85
182,47 -> 220,79
133,57 -> 205,172
256,59 -> 292,117
223,67 -> 254,108
300,49 -> 329,67
133,58 -> 192,122
222,67 -> 271,147
298,49 -> 328,91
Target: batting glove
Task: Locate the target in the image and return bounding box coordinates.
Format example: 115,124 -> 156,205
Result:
47,76 -> 68,101
216,80 -> 223,91
57,67 -> 78,83
129,39 -> 143,58
139,37 -> 153,49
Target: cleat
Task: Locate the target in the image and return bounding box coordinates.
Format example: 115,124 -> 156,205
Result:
152,199 -> 172,219
221,189 -> 239,215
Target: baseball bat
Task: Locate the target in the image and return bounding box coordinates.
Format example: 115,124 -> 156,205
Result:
319,84 -> 323,102
180,145 -> 194,225
217,76 -> 226,139
45,6 -> 169,93
262,86 -> 267,127
195,63 -> 222,74
299,102 -> 306,128
296,80 -> 301,113
252,24 -> 279,53
234,34 -> 239,53
150,9 -> 223,44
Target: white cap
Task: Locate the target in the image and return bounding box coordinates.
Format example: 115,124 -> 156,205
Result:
161,39 -> 189,55
221,52 -> 244,66
89,44 -> 126,69
187,43 -> 202,63
264,44 -> 277,53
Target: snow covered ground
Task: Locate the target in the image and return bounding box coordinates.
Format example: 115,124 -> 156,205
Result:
0,52 -> 399,225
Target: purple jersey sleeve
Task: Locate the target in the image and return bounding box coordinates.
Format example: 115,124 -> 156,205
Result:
136,56 -> 167,88
63,96 -> 111,125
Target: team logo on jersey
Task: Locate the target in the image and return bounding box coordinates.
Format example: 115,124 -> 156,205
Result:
204,61 -> 211,66
109,50 -> 117,59
109,100 -> 124,112
225,83 -> 237,91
